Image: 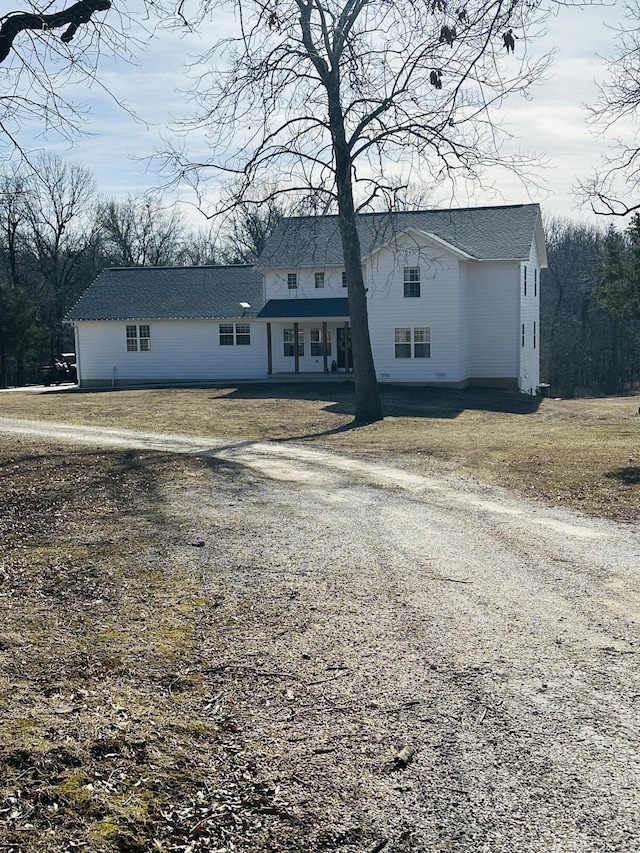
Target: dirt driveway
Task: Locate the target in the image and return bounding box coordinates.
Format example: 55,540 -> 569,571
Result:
1,416 -> 640,852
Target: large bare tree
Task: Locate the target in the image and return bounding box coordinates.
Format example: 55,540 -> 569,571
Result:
157,0 -> 552,423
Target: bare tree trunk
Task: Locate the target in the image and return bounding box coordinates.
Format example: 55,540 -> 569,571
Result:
329,85 -> 382,424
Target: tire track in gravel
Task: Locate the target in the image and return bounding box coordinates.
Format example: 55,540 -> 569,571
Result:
2,416 -> 640,851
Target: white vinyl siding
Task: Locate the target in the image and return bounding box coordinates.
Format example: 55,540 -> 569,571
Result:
467,261 -> 519,382
75,319 -> 267,388
367,234 -> 460,382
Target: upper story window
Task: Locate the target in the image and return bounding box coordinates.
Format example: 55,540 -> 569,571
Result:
287,272 -> 298,290
342,266 -> 365,288
403,266 -> 421,298
126,324 -> 151,352
314,272 -> 325,289
534,269 -> 538,297
524,266 -> 528,296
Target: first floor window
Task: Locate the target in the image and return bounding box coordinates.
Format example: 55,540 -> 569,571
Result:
395,327 -> 431,358
522,323 -> 525,347
220,323 -> 251,346
533,321 -> 537,350
310,327 -> 332,356
139,325 -> 151,351
404,266 -> 421,298
126,324 -> 151,352
414,327 -> 431,358
287,272 -> 298,290
236,323 -> 251,345
219,323 -> 234,345
395,327 -> 412,358
284,327 -> 304,357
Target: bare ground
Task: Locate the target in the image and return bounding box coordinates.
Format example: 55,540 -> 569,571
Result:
1,420 -> 640,852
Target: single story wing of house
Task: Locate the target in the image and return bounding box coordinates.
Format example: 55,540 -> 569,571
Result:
65,203 -> 546,393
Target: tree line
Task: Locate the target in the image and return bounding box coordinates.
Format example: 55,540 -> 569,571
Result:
0,153 -> 280,387
3,151 -> 640,398
541,216 -> 640,398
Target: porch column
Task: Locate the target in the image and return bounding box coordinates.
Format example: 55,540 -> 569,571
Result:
294,321 -> 300,374
267,323 -> 272,375
344,320 -> 350,373
322,321 -> 328,373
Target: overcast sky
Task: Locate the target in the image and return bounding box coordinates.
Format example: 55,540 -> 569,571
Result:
21,1 -> 629,228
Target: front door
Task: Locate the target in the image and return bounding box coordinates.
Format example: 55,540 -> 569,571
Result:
336,326 -> 353,370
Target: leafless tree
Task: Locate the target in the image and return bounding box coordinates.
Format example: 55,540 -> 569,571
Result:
156,0 -> 552,423
19,151 -> 99,351
98,195 -> 190,267
0,1 -> 139,157
579,1 -> 640,216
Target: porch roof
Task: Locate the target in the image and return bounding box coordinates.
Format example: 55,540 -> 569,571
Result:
257,298 -> 350,320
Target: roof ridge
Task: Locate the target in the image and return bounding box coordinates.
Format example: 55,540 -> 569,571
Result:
280,203 -> 540,223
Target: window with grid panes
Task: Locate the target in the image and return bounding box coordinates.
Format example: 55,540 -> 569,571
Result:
414,327 -> 431,358
403,266 -> 421,298
139,325 -> 151,351
395,328 -> 412,358
283,327 -> 304,357
314,272 -> 325,289
126,324 -> 151,352
126,325 -> 138,352
235,323 -> 250,345
310,327 -> 331,356
287,273 -> 298,290
219,324 -> 234,345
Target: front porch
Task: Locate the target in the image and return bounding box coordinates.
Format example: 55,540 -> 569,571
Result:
257,297 -> 353,377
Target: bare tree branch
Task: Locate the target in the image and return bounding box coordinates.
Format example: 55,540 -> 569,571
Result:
0,0 -> 112,63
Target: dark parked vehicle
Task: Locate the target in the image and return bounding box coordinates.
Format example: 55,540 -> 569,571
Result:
41,353 -> 77,387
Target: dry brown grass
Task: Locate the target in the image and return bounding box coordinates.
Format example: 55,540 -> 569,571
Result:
0,443 -> 301,852
1,382 -> 639,520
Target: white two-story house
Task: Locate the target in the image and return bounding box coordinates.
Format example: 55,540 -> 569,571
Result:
65,203 -> 545,393
255,204 -> 545,393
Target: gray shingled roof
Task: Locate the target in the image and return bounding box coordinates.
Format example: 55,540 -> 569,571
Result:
257,298 -> 350,320
65,265 -> 264,322
257,204 -> 542,268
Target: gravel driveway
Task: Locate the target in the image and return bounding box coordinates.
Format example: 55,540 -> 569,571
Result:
2,416 -> 639,852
